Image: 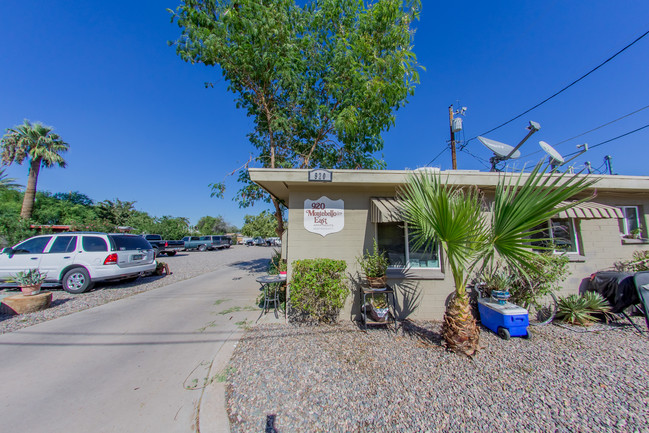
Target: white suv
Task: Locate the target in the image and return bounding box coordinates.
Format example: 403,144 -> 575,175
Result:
0,232 -> 156,293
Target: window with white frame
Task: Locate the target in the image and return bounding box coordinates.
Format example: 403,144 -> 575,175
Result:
619,206 -> 641,235
376,222 -> 440,268
530,218 -> 579,254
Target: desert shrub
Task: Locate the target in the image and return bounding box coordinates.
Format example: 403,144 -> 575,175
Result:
614,250 -> 649,272
473,253 -> 569,308
556,292 -> 612,326
508,253 -> 570,308
289,258 -> 348,323
267,248 -> 286,275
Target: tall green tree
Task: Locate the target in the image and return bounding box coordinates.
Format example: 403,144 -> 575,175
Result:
170,0 -> 422,235
196,215 -> 237,234
152,216 -> 191,240
96,199 -> 137,226
400,163 -> 597,356
0,120 -> 69,219
241,210 -> 279,238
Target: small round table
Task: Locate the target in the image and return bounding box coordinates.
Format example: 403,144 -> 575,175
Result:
256,275 -> 286,319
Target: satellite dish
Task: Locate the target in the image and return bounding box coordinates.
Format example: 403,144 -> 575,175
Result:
476,121 -> 541,171
478,136 -> 521,159
539,141 -> 565,169
478,135 -> 523,171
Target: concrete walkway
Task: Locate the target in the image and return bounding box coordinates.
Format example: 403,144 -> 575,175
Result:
0,259 -> 283,433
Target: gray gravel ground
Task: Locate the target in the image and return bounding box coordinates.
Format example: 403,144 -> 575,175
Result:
0,245 -> 274,334
227,318 -> 649,433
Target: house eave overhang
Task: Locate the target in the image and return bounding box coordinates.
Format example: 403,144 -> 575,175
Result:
248,168 -> 649,203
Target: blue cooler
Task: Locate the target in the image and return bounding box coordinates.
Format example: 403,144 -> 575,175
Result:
477,297 -> 529,339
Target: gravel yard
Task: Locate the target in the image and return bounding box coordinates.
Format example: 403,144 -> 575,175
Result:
0,245 -> 273,334
227,318 -> 649,433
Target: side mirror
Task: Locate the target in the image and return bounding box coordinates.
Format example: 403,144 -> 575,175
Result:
2,247 -> 14,258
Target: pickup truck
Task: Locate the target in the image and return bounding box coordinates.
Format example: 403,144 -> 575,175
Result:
142,234 -> 185,257
182,236 -> 211,252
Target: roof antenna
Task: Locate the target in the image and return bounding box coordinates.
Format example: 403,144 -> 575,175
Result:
604,155 -> 616,175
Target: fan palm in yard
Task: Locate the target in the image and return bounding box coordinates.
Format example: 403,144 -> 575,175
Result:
400,163 -> 597,356
1,120 -> 69,219
0,166 -> 21,190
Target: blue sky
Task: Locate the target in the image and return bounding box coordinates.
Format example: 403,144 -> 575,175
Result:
2,1 -> 648,228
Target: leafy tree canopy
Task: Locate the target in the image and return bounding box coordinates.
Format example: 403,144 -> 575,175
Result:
241,210 -> 279,238
52,191 -> 94,206
170,0 -> 422,233
196,215 -> 238,234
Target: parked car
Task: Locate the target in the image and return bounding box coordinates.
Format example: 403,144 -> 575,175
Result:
142,234 -> 184,257
246,236 -> 266,246
199,235 -> 232,250
182,236 -> 211,252
0,232 -> 156,294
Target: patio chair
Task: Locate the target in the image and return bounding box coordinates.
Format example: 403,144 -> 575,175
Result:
632,271 -> 649,331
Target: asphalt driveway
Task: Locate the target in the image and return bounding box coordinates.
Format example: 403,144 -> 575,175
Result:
0,249 -> 272,433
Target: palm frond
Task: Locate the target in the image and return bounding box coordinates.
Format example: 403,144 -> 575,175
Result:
487,161 -> 598,273
0,166 -> 21,190
400,171 -> 489,291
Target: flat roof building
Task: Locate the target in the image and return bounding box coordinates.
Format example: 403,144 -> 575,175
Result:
250,168 -> 649,321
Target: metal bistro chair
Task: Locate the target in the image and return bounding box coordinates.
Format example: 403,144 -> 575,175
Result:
256,274 -> 286,320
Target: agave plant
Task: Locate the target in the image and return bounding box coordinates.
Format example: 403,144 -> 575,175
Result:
556,292 -> 611,326
400,162 -> 597,356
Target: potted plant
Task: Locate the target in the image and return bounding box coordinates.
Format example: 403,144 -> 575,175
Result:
477,266 -> 513,304
11,269 -> 47,296
357,239 -> 389,288
369,293 -> 390,322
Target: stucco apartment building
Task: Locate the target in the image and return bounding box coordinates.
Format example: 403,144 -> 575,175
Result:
250,168 -> 649,321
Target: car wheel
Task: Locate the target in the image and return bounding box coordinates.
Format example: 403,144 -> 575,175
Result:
166,251 -> 177,256
62,268 -> 94,294
198,244 -> 207,252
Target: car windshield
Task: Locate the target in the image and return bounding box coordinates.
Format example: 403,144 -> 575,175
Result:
109,235 -> 152,251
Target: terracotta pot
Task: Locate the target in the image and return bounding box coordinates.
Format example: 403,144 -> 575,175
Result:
367,275 -> 387,288
20,284 -> 42,296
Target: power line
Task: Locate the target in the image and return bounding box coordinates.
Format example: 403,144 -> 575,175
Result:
555,103 -> 649,145
426,147 -> 448,166
519,104 -> 649,159
469,28 -> 649,140
564,123 -> 649,157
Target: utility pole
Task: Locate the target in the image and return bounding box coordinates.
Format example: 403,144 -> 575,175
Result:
449,105 -> 457,170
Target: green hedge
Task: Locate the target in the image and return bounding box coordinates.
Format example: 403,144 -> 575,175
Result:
289,258 -> 348,323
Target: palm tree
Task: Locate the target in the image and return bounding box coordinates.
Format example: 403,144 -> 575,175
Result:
400,163 -> 597,356
0,166 -> 21,190
1,120 -> 69,219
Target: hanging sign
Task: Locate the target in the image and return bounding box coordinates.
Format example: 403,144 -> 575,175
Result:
304,196 -> 344,237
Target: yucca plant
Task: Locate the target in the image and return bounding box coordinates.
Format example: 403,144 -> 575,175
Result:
556,292 -> 611,326
400,162 -> 597,356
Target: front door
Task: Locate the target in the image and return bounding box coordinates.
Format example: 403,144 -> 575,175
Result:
0,236 -> 53,283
